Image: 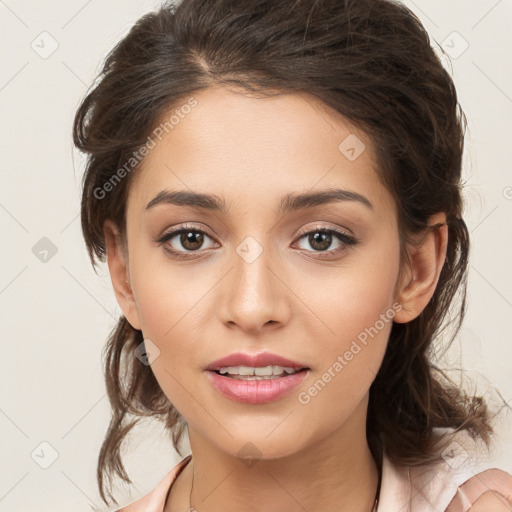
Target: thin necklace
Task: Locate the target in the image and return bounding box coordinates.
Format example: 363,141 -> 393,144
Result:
188,461 -> 381,512
188,466 -> 194,512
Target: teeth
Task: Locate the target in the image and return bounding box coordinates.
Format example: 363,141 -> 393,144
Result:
218,365 -> 298,377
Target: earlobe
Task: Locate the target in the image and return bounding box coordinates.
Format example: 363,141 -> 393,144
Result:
103,219 -> 142,331
393,213 -> 448,324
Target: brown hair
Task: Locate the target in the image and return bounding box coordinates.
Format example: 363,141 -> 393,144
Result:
73,0 -> 497,506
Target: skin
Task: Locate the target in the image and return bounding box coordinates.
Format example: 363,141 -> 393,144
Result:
104,86 -> 448,512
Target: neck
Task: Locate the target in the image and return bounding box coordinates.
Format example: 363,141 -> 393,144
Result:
166,400 -> 380,512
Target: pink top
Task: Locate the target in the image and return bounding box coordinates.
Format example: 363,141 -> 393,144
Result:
115,430 -> 512,512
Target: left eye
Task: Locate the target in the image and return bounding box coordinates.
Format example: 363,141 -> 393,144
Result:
294,228 -> 357,254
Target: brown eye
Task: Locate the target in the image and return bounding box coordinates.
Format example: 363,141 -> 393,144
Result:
157,226 -> 217,256
179,230 -> 205,251
307,231 -> 333,252
294,227 -> 358,256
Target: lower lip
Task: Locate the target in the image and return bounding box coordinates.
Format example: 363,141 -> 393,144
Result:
205,369 -> 309,404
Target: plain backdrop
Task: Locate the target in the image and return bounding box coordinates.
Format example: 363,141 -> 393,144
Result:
0,1 -> 511,511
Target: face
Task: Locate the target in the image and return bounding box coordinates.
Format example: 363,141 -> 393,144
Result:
115,86 -> 404,459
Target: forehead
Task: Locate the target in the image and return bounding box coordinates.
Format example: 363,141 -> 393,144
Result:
126,86 -> 394,216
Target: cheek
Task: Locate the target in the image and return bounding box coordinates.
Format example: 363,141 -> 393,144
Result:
128,244 -> 207,340
128,259 -> 202,409
305,234 -> 400,402
320,233 -> 401,344
299,289 -> 397,429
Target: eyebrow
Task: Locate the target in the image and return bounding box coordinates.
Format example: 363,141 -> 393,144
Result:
145,187 -> 373,214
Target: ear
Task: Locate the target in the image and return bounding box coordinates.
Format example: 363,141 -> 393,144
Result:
103,219 -> 142,331
393,212 -> 448,324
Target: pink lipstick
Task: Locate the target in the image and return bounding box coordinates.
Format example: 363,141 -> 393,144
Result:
204,351 -> 310,404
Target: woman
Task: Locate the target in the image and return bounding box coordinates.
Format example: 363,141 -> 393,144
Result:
73,0 -> 512,510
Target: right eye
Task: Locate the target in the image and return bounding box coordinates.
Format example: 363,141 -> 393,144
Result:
157,225 -> 218,257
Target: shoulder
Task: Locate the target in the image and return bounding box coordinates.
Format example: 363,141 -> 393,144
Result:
114,454 -> 192,512
378,428 -> 512,512
465,491 -> 511,511
445,468 -> 512,511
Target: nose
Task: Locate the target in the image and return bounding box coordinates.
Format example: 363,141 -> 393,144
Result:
218,237 -> 291,334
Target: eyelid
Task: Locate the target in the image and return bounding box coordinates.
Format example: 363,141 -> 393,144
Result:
294,222 -> 355,239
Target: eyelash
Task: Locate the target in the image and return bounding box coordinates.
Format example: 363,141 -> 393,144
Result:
155,223 -> 358,259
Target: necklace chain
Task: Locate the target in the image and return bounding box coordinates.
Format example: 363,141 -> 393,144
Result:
188,463 -> 194,512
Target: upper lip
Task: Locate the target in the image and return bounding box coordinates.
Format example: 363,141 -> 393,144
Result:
205,351 -> 309,371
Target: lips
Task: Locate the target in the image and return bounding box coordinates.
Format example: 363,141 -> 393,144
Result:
204,351 -> 309,372
206,368 -> 309,404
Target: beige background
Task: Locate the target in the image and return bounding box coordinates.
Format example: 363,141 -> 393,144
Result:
0,0 -> 511,510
